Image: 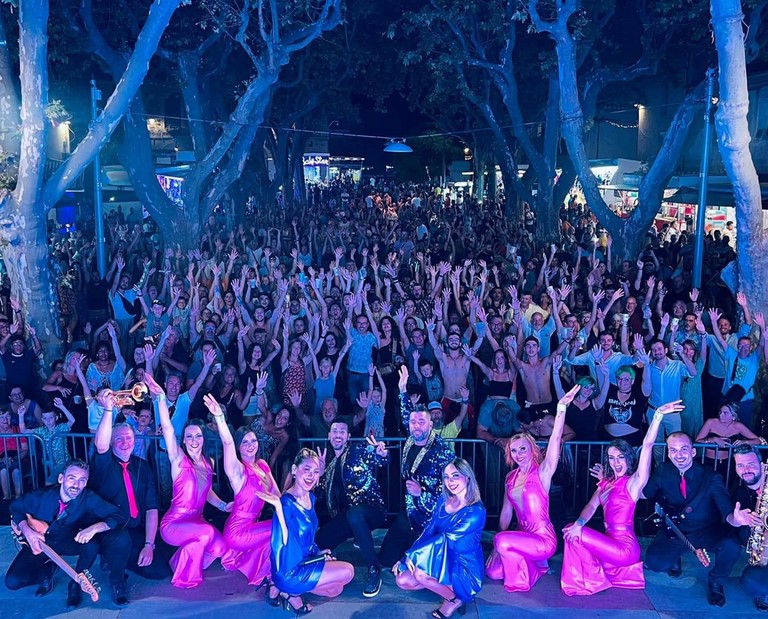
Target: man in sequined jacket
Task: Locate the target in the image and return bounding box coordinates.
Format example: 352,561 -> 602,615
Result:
377,380 -> 453,570
316,420 -> 389,597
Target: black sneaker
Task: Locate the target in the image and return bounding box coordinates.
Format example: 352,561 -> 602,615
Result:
363,565 -> 382,598
112,582 -> 129,607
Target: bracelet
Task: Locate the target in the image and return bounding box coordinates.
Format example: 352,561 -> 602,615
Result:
144,542 -> 155,549
218,500 -> 227,511
255,390 -> 265,396
576,518 -> 586,526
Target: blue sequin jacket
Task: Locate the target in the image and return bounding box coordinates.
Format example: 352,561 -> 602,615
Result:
317,441 -> 387,518
400,391 -> 454,534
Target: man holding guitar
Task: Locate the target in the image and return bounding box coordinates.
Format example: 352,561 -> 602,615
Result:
643,432 -> 741,607
4,459 -> 127,608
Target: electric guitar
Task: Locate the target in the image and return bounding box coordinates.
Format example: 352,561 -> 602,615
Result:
10,514 -> 100,602
653,503 -> 711,568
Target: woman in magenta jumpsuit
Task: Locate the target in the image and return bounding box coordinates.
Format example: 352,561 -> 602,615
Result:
148,375 -> 230,589
560,400 -> 684,595
204,393 -> 281,603
486,385 -> 580,592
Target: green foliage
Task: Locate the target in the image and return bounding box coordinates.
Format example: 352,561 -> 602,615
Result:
44,100 -> 70,125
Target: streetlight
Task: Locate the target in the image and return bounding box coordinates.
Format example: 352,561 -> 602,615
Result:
383,139 -> 413,153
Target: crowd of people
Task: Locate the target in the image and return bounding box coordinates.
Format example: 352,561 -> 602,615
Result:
2,181 -> 768,612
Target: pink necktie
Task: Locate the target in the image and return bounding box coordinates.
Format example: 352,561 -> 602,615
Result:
57,500 -> 67,518
679,474 -> 687,499
120,461 -> 139,518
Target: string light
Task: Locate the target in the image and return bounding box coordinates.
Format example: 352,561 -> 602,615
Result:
129,97 -> 684,143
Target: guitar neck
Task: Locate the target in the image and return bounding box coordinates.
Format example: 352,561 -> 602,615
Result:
39,542 -> 79,582
664,516 -> 696,553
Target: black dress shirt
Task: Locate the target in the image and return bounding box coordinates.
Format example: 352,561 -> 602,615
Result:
87,449 -> 159,529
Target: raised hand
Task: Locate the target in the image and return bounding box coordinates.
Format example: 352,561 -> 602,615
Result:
590,344 -> 602,361
255,371 -> 269,392
398,365 -> 409,391
655,400 -> 685,416
754,311 -> 766,331
203,394 -> 225,418
356,391 -> 371,409
365,434 -> 388,457
557,384 -> 580,411
143,373 -> 164,398
287,389 -> 303,409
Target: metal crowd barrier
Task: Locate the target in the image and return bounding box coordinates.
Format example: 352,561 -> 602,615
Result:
1,432 -> 763,529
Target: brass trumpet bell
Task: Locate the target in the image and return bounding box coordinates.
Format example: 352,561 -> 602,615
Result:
112,382 -> 148,406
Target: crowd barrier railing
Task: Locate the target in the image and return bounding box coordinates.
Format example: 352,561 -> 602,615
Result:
1,432 -> 761,528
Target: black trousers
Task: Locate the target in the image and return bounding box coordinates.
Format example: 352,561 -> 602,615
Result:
5,536 -> 100,591
100,527 -> 171,582
645,526 -> 741,585
741,565 -> 768,598
316,505 -> 386,568
378,511 -> 417,568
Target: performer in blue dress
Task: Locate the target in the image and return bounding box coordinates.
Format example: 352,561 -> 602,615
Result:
394,458 -> 486,619
266,448 -> 354,614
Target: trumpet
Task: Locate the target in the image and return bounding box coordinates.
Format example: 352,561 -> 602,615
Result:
112,382 -> 149,407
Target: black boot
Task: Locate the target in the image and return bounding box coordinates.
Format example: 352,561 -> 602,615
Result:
35,563 -> 57,596
666,558 -> 682,578
66,581 -> 83,608
707,579 -> 726,607
111,581 -> 128,606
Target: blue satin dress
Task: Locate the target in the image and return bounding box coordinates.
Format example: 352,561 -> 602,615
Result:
405,497 -> 486,602
270,493 -> 324,595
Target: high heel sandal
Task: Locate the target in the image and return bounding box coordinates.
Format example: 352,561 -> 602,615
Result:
431,597 -> 466,619
281,593 -> 312,615
260,579 -> 281,607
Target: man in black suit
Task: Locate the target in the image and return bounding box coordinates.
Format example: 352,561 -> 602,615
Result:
5,459 -> 129,608
643,432 -> 741,607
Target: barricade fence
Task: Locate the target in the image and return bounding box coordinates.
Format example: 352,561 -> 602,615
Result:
0,433 -> 761,529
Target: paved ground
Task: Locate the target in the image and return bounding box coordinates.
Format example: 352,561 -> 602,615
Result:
0,528 -> 764,618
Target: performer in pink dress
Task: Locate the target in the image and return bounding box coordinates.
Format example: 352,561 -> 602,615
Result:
486,384 -> 580,592
204,391 -> 282,605
560,399 -> 685,596
147,375 -> 231,589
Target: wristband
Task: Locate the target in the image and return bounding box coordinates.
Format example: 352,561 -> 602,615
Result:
144,542 -> 156,549
255,390 -> 265,396
218,500 -> 227,511
576,518 -> 586,526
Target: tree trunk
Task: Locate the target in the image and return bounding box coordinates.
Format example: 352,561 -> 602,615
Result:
4,0 -> 60,352
0,7 -> 21,158
710,0 -> 768,307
